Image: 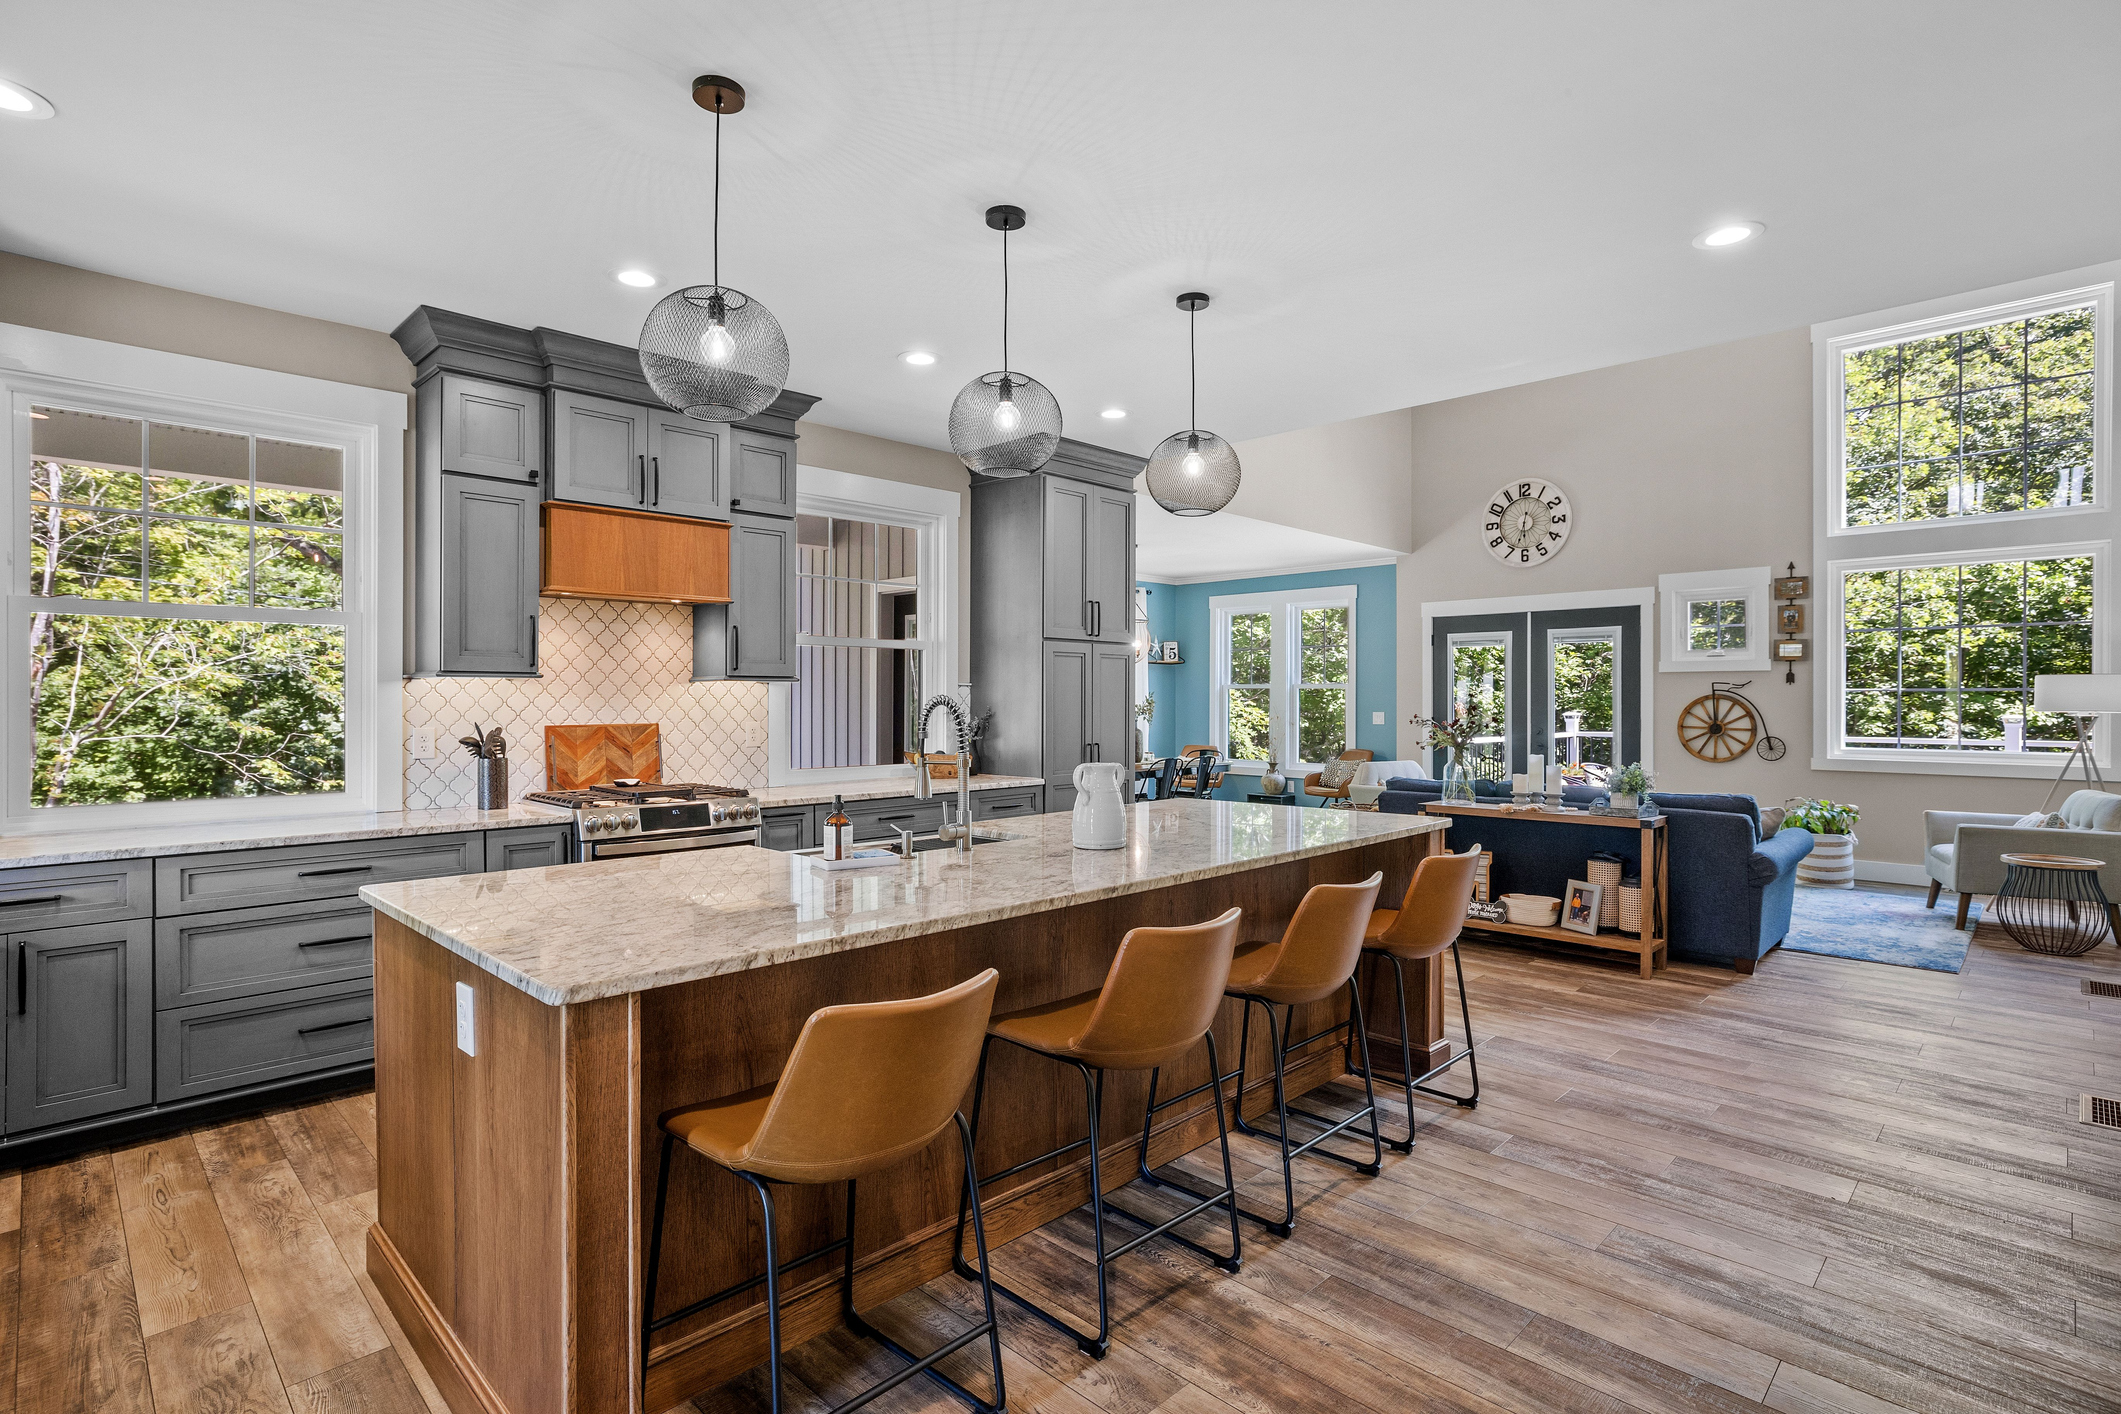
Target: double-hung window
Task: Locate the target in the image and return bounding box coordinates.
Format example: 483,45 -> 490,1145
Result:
1815,270 -> 2115,773
1210,586 -> 1355,769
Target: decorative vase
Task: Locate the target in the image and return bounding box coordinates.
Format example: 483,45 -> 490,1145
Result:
1797,832 -> 1856,889
1441,750 -> 1475,803
1260,761 -> 1286,796
1609,791 -> 1638,813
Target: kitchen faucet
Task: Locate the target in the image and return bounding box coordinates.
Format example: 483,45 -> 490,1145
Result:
913,693 -> 976,853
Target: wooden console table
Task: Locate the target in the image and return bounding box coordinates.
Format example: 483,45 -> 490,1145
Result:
1422,802 -> 1669,976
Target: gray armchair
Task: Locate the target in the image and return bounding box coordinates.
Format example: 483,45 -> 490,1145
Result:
1925,789 -> 2121,928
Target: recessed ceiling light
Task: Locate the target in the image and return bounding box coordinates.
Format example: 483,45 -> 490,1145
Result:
0,79 -> 55,120
1101,408 -> 1127,419
900,351 -> 936,366
615,269 -> 658,288
1693,221 -> 1764,250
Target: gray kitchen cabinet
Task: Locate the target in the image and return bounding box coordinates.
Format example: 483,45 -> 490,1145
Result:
971,441 -> 1144,801
157,833 -> 485,916
437,374 -> 544,486
485,824 -> 572,871
437,473 -> 541,676
842,796 -> 947,843
6,919 -> 153,1132
758,806 -> 814,852
693,513 -> 797,681
0,858 -> 152,931
155,897 -> 373,1010
649,412 -> 728,520
550,389 -> 648,510
972,787 -> 1043,821
156,977 -> 373,1104
730,432 -> 797,518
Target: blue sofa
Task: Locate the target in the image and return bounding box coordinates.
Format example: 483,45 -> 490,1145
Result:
1376,781 -> 1813,973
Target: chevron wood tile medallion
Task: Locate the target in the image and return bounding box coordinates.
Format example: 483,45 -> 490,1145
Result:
543,723 -> 661,790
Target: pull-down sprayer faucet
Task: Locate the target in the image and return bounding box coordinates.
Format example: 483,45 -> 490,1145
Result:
914,693 -> 976,853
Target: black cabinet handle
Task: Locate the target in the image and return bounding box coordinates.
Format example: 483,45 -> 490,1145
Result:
0,894 -> 63,908
16,942 -> 23,1015
1094,601 -> 1103,636
296,865 -> 374,878
528,613 -> 539,671
297,935 -> 372,949
636,454 -> 647,504
651,456 -> 661,507
299,1015 -> 373,1037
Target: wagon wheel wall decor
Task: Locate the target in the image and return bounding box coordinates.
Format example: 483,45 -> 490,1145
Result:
1679,688 -> 1760,763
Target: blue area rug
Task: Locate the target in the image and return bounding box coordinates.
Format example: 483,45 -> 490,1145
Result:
1780,886 -> 1977,973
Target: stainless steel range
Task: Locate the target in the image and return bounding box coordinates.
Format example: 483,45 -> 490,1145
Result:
523,782 -> 762,860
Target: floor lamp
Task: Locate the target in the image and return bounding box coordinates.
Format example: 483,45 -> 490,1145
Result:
2033,674 -> 2121,811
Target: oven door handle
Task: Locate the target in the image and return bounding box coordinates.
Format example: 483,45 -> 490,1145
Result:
589,829 -> 760,858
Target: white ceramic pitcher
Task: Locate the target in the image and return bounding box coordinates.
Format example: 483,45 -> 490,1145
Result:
1071,761 -> 1128,850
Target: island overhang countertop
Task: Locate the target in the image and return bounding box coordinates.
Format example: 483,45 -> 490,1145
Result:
361,800 -> 1450,1005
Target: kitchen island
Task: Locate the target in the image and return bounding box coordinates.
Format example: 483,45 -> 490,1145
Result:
361,799 -> 1452,1414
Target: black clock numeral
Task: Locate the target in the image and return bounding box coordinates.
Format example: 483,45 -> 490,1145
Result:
1547,529 -> 1561,540
1551,513 -> 1567,524
1489,535 -> 1504,548
1484,521 -> 1500,532
1519,548 -> 1530,563
1536,543 -> 1549,556
1518,481 -> 1533,498
1488,502 -> 1506,516
1547,495 -> 1563,508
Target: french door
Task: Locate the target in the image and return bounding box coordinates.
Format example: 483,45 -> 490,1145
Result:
1429,603 -> 1643,781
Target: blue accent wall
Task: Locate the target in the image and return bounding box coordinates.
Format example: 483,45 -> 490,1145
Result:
1137,564 -> 1396,805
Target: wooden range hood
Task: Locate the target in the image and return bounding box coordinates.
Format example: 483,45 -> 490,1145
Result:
540,502 -> 732,604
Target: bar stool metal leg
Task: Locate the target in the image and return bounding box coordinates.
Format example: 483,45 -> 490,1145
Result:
1343,941 -> 1482,1152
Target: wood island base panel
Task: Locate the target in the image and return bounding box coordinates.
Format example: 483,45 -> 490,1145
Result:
360,802 -> 1449,1414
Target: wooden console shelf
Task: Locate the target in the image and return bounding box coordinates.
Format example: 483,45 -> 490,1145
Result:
541,501 -> 732,604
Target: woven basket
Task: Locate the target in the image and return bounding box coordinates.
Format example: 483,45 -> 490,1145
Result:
1586,855 -> 1622,931
1472,850 -> 1493,902
1618,881 -> 1643,936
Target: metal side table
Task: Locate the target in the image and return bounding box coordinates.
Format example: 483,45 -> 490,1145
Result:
1993,852 -> 2118,956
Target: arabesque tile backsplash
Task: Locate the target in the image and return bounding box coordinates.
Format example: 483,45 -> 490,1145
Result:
401,597 -> 769,809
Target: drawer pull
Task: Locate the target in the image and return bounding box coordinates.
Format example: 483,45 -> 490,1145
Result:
0,894 -> 63,907
298,1015 -> 373,1037
297,935 -> 372,950
295,865 -> 375,879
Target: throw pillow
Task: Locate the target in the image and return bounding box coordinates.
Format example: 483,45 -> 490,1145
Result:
2014,810 -> 2069,828
1758,806 -> 1785,839
1319,758 -> 1360,789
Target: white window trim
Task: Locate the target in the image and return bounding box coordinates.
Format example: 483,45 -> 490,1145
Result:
1444,629 -> 1513,769
1208,584 -> 1356,773
765,465 -> 959,788
1817,537 -> 2109,778
1658,566 -> 1770,672
1812,261 -> 2121,777
0,323 -> 404,834
1818,281 -> 2111,540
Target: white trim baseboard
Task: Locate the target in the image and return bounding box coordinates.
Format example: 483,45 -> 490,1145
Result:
1853,859 -> 1928,886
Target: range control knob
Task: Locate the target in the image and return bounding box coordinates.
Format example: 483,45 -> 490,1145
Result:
618,811 -> 639,831
582,815 -> 604,835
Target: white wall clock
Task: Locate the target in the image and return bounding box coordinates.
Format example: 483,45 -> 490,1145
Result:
1483,478 -> 1573,566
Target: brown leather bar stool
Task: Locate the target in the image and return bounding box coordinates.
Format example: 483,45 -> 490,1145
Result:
1144,873 -> 1386,1238
645,970 -> 1006,1414
1345,846 -> 1484,1153
952,909 -> 1244,1358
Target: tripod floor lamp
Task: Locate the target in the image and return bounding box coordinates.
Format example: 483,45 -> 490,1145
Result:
2034,674 -> 2121,811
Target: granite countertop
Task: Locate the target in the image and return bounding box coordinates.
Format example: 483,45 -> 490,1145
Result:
751,774 -> 1045,809
363,800 -> 1450,1005
0,803 -> 573,870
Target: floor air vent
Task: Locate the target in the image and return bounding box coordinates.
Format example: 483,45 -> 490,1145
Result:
2083,1095 -> 2121,1129
2084,979 -> 2121,998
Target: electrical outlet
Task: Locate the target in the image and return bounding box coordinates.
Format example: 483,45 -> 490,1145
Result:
455,981 -> 476,1056
409,729 -> 437,760
1372,712 -> 1386,725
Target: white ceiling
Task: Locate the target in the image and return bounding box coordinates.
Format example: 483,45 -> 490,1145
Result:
1134,494 -> 1395,582
3,2 -> 2119,461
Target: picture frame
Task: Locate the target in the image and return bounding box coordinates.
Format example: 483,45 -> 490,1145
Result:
1161,640 -> 1181,662
1776,603 -> 1805,633
1774,575 -> 1809,599
1774,639 -> 1808,661
1561,880 -> 1603,936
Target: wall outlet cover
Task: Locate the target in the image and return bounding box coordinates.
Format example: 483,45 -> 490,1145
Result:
409,729 -> 437,760
454,981 -> 476,1055
1371,712 -> 1386,725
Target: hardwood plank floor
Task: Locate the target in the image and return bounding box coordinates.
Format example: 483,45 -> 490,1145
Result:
4,904 -> 2119,1414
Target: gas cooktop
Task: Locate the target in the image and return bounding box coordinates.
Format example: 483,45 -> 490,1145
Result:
525,782 -> 751,808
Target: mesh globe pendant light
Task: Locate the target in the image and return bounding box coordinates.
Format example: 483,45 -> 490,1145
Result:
949,205 -> 1061,476
637,76 -> 790,422
1145,292 -> 1241,516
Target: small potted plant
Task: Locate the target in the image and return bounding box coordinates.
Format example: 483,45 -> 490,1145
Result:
1608,762 -> 1653,813
1133,694 -> 1156,763
1786,797 -> 1859,888
1409,705 -> 1493,802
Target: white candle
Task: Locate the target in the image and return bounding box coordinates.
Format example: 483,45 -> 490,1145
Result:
1547,765 -> 1564,795
1528,754 -> 1544,784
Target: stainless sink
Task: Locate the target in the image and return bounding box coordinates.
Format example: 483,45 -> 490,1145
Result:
794,828 -> 1017,859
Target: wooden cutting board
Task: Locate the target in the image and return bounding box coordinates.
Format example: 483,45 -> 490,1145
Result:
544,724 -> 661,790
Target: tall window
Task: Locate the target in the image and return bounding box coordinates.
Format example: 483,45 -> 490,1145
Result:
788,515 -> 923,770
1550,631 -> 1617,776
25,405 -> 348,809
1839,300 -> 2097,527
1842,554 -> 2090,753
1446,636 -> 1509,778
1211,587 -> 1356,768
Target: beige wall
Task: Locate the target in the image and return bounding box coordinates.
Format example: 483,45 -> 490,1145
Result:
1230,407 -> 1416,554
1394,326 -> 2032,869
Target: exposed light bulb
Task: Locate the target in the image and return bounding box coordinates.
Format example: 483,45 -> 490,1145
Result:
698,320 -> 735,365
1182,451 -> 1205,478
992,389 -> 1021,433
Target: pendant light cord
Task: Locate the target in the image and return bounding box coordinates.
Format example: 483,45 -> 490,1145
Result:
1189,304 -> 1198,433
1000,224 -> 1011,380
711,101 -> 722,291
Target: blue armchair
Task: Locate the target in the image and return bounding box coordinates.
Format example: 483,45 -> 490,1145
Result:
1376,783 -> 1812,973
